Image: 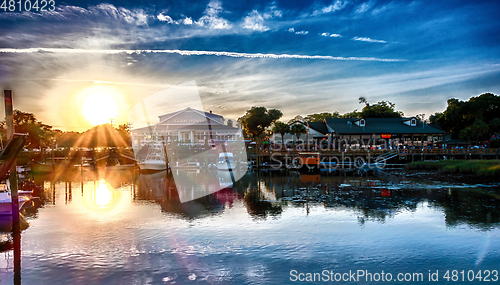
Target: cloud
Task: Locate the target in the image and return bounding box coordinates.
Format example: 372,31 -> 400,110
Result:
352,36 -> 386,43
242,4 -> 282,31
356,1 -> 375,14
195,0 -> 232,29
177,17 -> 193,25
312,0 -> 348,16
243,10 -> 270,31
157,13 -> 173,23
320,32 -> 342,37
0,4 -> 151,26
0,47 -> 405,62
288,28 -> 308,35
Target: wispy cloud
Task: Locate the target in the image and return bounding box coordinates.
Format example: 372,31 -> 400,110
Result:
320,32 -> 342,37
195,0 -> 231,29
243,10 -> 270,31
242,4 -> 282,31
0,4 -> 152,26
312,0 -> 348,16
356,1 -> 375,14
352,36 -> 386,43
288,28 -> 309,35
0,48 -> 405,62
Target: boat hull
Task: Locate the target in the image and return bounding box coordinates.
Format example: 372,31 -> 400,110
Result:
216,161 -> 237,171
138,161 -> 167,171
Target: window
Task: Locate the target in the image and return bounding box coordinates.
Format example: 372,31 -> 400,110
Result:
359,119 -> 365,127
411,118 -> 416,126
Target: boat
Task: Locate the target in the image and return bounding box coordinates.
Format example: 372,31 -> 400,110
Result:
216,152 -> 237,171
138,143 -> 167,171
0,184 -> 31,215
29,161 -> 55,173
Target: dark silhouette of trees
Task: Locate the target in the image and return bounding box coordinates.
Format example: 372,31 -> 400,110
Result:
272,122 -> 289,144
304,112 -> 341,122
358,97 -> 403,118
238,107 -> 282,139
290,124 -> 307,143
432,93 -> 500,141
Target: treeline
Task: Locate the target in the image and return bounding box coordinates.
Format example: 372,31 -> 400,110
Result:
429,93 -> 500,144
0,110 -> 131,149
238,93 -> 500,146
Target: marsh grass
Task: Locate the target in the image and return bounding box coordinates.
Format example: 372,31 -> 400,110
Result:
406,160 -> 500,177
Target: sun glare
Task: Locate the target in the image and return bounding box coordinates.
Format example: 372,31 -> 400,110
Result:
80,86 -> 121,126
94,180 -> 113,207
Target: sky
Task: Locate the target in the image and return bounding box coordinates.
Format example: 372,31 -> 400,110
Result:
0,0 -> 499,131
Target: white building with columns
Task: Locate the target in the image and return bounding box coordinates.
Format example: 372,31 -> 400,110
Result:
131,107 -> 242,147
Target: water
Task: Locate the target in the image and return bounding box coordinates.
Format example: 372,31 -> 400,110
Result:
1,169 -> 499,284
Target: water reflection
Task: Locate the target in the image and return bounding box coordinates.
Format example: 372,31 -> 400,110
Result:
136,170 -> 242,219
0,168 -> 498,284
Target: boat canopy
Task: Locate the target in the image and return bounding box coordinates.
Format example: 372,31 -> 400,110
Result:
218,152 -> 234,162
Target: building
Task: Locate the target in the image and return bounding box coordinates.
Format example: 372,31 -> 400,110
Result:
272,117 -> 444,148
131,107 -> 242,147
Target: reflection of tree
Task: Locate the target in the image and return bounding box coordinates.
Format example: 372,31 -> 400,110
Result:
431,190 -> 500,229
246,172 -> 500,229
244,190 -> 282,219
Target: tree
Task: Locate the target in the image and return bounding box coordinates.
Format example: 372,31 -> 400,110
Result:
435,93 -> 500,139
117,124 -> 131,146
304,112 -> 341,122
239,107 -> 282,168
358,97 -> 403,118
489,118 -> 500,134
460,121 -> 489,143
342,110 -> 360,118
11,110 -> 56,149
290,124 -> 307,143
238,107 -> 283,139
287,115 -> 304,125
429,112 -> 444,124
272,122 -> 289,144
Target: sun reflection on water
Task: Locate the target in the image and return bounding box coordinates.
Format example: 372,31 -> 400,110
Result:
94,180 -> 113,207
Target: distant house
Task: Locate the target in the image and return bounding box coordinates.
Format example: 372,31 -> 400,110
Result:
131,107 -> 241,147
271,117 -> 444,148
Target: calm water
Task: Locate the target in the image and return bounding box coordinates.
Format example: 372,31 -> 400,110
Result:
1,169 -> 499,284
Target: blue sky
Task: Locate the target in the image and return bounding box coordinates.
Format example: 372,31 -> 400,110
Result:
0,0 -> 499,130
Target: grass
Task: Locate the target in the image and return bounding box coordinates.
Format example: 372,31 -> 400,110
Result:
406,160 -> 500,177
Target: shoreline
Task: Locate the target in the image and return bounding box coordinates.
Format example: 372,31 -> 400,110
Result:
386,168 -> 500,186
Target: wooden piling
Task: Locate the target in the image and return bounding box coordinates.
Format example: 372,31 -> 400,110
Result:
4,90 -> 20,229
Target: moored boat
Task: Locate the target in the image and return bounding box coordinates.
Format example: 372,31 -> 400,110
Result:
138,143 -> 167,171
0,184 -> 31,215
216,152 -> 237,171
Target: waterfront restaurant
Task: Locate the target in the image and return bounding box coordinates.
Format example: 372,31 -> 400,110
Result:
272,117 -> 445,149
130,107 -> 242,147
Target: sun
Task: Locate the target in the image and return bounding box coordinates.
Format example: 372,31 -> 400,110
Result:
80,86 -> 121,126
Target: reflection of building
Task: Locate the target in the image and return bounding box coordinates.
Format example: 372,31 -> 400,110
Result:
131,108 -> 242,147
272,117 -> 444,147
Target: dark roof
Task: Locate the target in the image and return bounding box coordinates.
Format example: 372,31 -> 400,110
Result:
307,122 -> 329,134
324,118 -> 444,134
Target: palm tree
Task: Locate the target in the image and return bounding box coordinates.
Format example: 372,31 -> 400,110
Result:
290,124 -> 307,146
272,122 -> 290,146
